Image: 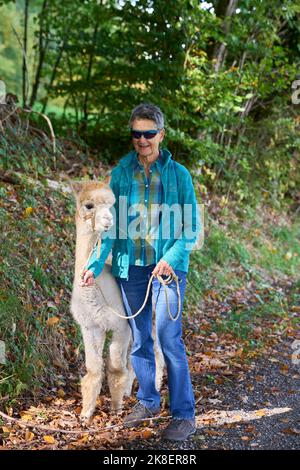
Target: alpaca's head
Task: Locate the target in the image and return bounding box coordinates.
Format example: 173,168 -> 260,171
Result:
71,180 -> 115,235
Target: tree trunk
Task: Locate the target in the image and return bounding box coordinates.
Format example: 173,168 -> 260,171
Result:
22,0 -> 30,107
66,54 -> 79,128
213,0 -> 239,73
82,20 -> 100,128
41,29 -> 70,114
29,0 -> 49,108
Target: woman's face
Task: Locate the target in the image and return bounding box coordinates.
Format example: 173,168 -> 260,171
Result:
131,119 -> 165,160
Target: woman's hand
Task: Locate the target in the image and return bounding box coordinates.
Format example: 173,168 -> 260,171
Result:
79,269 -> 95,287
152,260 -> 175,278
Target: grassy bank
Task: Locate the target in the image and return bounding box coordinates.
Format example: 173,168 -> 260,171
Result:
186,201 -> 300,356
0,177 -> 79,399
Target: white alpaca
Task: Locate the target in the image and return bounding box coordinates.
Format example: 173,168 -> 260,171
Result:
70,180 -> 164,420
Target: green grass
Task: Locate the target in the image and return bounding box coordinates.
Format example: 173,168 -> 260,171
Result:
186,205 -> 300,348
0,290 -> 43,396
255,223 -> 300,276
187,205 -> 300,301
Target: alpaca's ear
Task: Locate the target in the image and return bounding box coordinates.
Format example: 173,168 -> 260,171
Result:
67,177 -> 82,195
103,174 -> 111,185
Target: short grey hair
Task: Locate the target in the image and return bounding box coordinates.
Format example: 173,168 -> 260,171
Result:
129,103 -> 165,129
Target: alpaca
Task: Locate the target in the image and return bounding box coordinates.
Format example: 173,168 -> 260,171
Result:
70,179 -> 164,420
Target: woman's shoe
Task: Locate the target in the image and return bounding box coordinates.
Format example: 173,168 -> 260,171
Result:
161,418 -> 196,441
124,402 -> 160,427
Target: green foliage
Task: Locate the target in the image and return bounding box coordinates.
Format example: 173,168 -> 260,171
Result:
0,290 -> 42,396
186,203 -> 300,309
0,0 -> 299,202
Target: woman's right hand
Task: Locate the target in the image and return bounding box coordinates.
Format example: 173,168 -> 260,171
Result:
79,269 -> 95,287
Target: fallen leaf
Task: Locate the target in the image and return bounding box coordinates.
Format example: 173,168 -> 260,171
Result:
240,395 -> 249,403
77,433 -> 89,443
280,364 -> 289,375
20,412 -> 33,421
141,430 -> 152,439
53,358 -> 65,368
255,410 -> 266,417
233,415 -> 243,421
215,377 -> 224,385
24,207 -> 34,217
208,398 -> 222,405
47,316 -> 60,326
25,431 -> 35,441
2,426 -> 12,433
279,418 -> 290,423
205,429 -> 224,436
282,427 -> 300,435
222,370 -> 233,376
245,425 -> 256,433
43,435 -> 56,444
255,375 -> 264,382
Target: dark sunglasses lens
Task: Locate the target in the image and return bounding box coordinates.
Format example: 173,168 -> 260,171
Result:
131,130 -> 159,139
143,131 -> 158,139
131,131 -> 142,139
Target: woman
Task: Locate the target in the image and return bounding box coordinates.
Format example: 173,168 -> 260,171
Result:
80,103 -> 200,441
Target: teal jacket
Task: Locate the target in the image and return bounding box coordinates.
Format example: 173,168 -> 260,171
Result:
87,148 -> 201,280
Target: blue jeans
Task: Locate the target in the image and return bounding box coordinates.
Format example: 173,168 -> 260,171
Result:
116,264 -> 195,419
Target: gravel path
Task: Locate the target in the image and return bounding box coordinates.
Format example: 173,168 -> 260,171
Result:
123,339 -> 300,450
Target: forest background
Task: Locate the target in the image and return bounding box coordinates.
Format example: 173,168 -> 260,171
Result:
0,2 -> 299,448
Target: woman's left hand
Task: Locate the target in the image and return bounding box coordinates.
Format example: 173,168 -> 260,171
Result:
152,260 -> 175,277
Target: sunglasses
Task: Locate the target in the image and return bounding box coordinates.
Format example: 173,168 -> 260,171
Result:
131,129 -> 161,140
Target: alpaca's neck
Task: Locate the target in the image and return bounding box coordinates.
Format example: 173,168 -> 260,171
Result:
74,215 -> 100,281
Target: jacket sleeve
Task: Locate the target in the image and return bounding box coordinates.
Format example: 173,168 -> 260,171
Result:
86,171 -> 119,279
160,167 -> 201,270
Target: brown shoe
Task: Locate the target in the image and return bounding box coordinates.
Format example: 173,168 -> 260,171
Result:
124,402 -> 159,428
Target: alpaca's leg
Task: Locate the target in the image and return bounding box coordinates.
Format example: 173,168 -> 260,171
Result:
124,338 -> 135,397
152,315 -> 165,391
124,343 -> 135,397
107,330 -> 132,413
80,326 -> 105,420
154,341 -> 165,391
